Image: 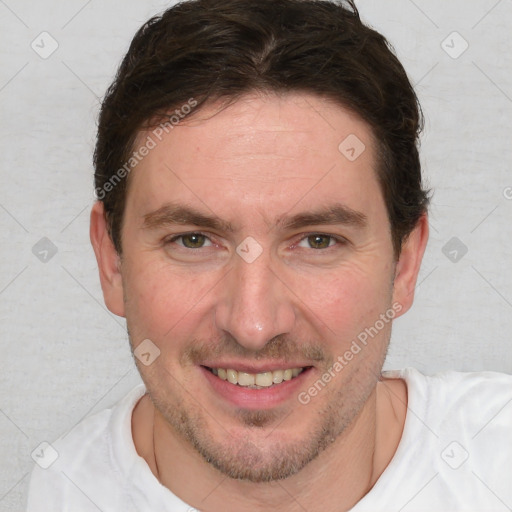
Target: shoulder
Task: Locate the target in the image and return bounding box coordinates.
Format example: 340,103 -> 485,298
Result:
383,367 -> 512,462
26,384 -> 146,512
367,368 -> 512,510
385,367 -> 512,427
26,408 -> 113,511
396,368 -> 512,477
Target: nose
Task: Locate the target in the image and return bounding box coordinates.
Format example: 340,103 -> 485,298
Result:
214,250 -> 296,351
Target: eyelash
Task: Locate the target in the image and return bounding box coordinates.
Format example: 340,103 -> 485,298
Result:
164,232 -> 347,251
165,232 -> 215,249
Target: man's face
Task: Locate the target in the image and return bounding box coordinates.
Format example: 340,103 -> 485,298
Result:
112,93 -> 410,481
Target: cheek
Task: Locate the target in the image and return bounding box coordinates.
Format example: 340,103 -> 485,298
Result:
289,262 -> 392,341
123,258 -> 214,342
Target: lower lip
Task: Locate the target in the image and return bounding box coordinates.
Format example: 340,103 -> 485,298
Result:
201,366 -> 312,409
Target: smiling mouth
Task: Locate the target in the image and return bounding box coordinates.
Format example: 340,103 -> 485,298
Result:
204,366 -> 309,389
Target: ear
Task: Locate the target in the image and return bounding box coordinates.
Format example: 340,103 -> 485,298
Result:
391,213 -> 429,317
90,201 -> 125,317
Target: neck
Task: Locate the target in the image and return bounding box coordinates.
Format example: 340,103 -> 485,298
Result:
131,378 -> 406,512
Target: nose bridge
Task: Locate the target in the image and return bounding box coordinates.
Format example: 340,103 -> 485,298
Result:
215,251 -> 295,351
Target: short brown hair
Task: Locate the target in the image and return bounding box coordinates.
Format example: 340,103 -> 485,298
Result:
94,0 -> 430,258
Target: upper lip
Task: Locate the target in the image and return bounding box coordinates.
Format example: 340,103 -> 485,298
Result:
201,361 -> 312,373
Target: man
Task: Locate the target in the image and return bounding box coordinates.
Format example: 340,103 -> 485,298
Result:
27,0 -> 512,510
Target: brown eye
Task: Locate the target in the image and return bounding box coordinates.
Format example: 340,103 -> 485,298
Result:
306,234 -> 333,249
179,233 -> 208,248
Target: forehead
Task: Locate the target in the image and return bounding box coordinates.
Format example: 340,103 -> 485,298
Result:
126,92 -> 384,226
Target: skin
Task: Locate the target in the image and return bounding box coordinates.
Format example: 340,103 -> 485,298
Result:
90,92 -> 428,511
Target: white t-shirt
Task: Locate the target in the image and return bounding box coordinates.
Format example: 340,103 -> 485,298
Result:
26,368 -> 512,511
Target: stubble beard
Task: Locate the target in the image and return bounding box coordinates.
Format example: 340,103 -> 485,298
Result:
146,359 -> 383,483
130,320 -> 391,483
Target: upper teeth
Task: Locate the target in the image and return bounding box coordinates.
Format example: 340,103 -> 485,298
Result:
212,368 -> 303,387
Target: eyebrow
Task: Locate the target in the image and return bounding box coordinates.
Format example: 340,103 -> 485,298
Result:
142,202 -> 367,232
142,203 -> 235,232
278,204 -> 368,231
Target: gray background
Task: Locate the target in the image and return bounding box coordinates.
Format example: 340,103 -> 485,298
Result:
1,0 -> 511,510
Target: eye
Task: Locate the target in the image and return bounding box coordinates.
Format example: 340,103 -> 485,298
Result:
168,232 -> 213,249
297,234 -> 339,250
